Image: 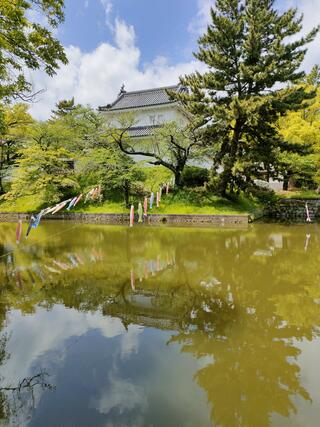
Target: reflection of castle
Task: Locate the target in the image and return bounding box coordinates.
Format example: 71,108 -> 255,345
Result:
105,291 -> 181,331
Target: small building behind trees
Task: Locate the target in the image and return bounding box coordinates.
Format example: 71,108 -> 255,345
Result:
98,85 -> 191,162
98,84 -> 189,138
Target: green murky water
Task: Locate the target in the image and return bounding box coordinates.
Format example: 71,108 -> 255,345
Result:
0,221 -> 319,427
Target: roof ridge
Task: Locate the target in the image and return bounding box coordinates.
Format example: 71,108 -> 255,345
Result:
109,92 -> 124,108
122,84 -> 179,95
130,124 -> 161,129
107,101 -> 177,111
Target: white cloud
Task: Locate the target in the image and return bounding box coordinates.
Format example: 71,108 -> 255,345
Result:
100,0 -> 113,15
188,0 -> 213,35
273,1 -> 320,71
188,0 -> 320,70
120,324 -> 142,359
289,0 -> 320,71
114,18 -> 135,49
27,0 -> 319,120
28,19 -> 206,120
100,0 -> 114,30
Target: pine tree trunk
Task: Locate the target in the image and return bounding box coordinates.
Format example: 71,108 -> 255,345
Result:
219,127 -> 240,196
219,167 -> 232,197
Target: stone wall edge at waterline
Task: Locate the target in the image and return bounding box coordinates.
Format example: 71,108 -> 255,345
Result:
0,212 -> 249,226
265,198 -> 320,222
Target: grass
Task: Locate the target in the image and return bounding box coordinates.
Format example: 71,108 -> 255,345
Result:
146,192 -> 255,215
0,190 -> 257,216
73,201 -> 128,214
0,196 -> 44,213
276,190 -> 320,200
77,190 -> 257,216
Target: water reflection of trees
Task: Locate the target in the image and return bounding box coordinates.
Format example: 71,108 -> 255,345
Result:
0,369 -> 54,425
0,223 -> 320,426
0,326 -> 54,425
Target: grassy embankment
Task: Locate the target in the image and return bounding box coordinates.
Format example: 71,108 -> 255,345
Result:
276,190 -> 320,200
2,189 -> 320,216
0,191 -> 258,216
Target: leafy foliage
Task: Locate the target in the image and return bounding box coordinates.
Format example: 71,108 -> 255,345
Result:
4,144 -> 78,206
0,0 -> 67,102
277,75 -> 320,189
51,97 -> 77,118
181,166 -> 209,188
0,104 -> 33,193
140,166 -> 172,193
171,0 -> 319,195
111,116 -> 203,187
77,147 -> 144,206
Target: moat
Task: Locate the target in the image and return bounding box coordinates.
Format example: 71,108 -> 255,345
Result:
0,222 -> 319,427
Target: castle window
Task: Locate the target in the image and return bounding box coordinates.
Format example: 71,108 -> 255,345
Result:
149,115 -> 156,125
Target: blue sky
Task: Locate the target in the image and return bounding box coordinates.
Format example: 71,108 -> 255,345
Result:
29,0 -> 320,119
59,0 -> 200,64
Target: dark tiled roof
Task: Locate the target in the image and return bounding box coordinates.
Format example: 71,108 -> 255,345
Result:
128,125 -> 161,138
99,85 -> 180,111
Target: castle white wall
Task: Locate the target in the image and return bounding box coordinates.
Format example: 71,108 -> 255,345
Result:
101,105 -> 189,128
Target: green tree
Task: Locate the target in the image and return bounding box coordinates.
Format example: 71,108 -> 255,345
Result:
50,105 -> 144,206
51,98 -> 77,118
0,0 -> 67,102
277,71 -> 320,190
5,143 -> 78,206
171,0 -> 319,195
141,166 -> 173,193
3,113 -> 83,205
0,104 -> 33,194
77,147 -> 144,207
52,103 -> 106,151
3,104 -> 137,207
305,64 -> 320,87
111,117 -> 203,187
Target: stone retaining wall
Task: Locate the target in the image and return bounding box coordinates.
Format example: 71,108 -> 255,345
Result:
0,212 -> 248,227
266,199 -> 320,222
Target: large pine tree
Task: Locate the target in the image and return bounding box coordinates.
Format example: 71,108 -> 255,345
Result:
172,0 -> 319,195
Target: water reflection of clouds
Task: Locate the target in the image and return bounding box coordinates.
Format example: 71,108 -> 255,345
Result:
1,307 -> 145,426
1,224 -> 320,426
271,339 -> 320,427
3,306 -> 127,383
92,371 -> 147,416
120,325 -> 143,360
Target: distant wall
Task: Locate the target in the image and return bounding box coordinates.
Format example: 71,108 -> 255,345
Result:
0,212 -> 249,227
266,199 -> 320,222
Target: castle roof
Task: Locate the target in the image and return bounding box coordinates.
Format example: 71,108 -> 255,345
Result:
98,84 -> 180,111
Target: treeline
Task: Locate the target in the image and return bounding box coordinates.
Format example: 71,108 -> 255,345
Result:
1,74 -> 320,210
0,100 -> 174,209
1,0 -> 320,210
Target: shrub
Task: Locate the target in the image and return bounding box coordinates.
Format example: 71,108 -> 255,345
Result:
140,166 -> 172,193
247,185 -> 277,205
181,166 -> 209,188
